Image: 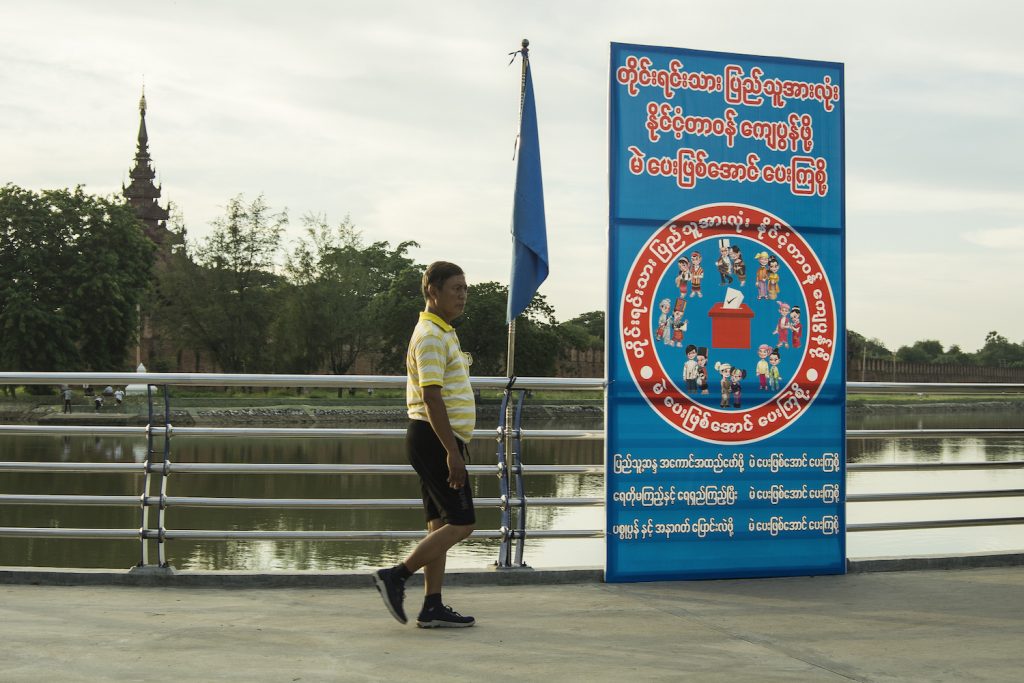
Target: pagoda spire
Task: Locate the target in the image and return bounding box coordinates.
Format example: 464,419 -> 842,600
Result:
137,88 -> 150,151
123,87 -> 171,249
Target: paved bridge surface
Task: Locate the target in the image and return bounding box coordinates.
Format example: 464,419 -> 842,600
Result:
2,566 -> 1021,682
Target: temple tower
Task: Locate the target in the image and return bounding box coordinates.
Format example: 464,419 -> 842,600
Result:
122,90 -> 172,253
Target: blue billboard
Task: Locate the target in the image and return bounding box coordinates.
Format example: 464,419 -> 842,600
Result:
607,43 -> 845,582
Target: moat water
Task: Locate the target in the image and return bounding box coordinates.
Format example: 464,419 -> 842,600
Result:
1,409 -> 1021,571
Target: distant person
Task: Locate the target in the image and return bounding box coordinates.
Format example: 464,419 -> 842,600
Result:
103,386 -> 114,397
62,388 -> 73,414
372,261 -> 475,629
93,395 -> 103,412
114,389 -> 125,406
83,384 -> 94,397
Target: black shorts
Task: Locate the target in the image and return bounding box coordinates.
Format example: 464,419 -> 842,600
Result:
406,419 -> 475,526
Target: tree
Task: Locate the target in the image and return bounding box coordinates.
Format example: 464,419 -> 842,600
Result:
456,283 -> 563,376
0,184 -> 154,375
273,214 -> 420,376
558,311 -> 605,352
974,331 -> 1024,368
155,194 -> 285,373
847,330 -> 891,365
938,344 -> 973,365
370,261 -> 426,374
896,340 -> 944,364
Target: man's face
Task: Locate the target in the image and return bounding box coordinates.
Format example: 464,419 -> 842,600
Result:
430,274 -> 468,323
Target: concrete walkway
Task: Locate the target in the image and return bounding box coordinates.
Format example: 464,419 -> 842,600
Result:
2,567 -> 1021,682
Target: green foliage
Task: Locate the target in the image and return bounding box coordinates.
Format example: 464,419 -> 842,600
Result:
371,263 -> 426,373
975,331 -> 1024,368
0,184 -> 154,371
896,339 -> 944,364
456,283 -> 563,376
155,194 -> 285,372
846,330 -> 891,361
558,311 -> 604,352
850,329 -> 1024,369
273,214 -> 420,375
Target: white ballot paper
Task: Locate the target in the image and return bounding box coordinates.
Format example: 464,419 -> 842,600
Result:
723,287 -> 744,309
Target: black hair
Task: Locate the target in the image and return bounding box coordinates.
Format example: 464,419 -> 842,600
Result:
422,261 -> 464,302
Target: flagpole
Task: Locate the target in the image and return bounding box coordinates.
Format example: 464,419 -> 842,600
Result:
506,38 -> 530,381
500,38 -> 530,568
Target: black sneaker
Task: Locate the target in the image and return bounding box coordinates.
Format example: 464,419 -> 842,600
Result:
416,604 -> 475,629
372,568 -> 407,624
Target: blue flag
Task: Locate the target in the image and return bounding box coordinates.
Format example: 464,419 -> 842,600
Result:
507,60 -> 549,323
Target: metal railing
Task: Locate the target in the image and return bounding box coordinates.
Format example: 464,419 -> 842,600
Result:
0,372 -> 1022,572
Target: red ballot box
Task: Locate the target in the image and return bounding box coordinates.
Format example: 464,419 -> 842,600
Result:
708,303 -> 754,349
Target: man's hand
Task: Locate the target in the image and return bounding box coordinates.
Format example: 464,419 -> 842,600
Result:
447,450 -> 467,489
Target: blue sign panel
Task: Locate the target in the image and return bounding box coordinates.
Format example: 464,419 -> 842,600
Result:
607,43 -> 845,582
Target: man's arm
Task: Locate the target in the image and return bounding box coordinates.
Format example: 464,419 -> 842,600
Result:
421,385 -> 467,489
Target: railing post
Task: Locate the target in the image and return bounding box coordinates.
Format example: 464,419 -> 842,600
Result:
136,384 -> 155,567
495,390 -> 513,567
157,385 -> 172,568
131,381 -> 174,575
511,389 -> 528,567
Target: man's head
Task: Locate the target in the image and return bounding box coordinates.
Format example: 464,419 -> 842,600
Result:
422,261 -> 467,322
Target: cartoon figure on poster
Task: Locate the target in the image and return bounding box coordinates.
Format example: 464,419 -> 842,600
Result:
730,245 -> 746,287
689,251 -> 704,298
716,239 -> 733,285
767,257 -> 781,300
683,344 -> 699,393
755,252 -> 770,300
715,361 -> 732,408
730,367 -> 746,408
675,257 -> 690,298
755,343 -> 771,391
790,306 -> 803,348
670,299 -> 688,347
774,301 -> 791,348
696,346 -> 709,394
656,298 -> 672,346
768,348 -> 782,391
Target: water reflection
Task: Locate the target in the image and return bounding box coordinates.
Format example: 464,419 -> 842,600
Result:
1,409 -> 1021,570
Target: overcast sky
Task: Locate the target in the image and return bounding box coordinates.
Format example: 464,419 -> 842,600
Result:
2,0 -> 1022,353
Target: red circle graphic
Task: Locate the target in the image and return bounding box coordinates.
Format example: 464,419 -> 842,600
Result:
620,203 -> 837,443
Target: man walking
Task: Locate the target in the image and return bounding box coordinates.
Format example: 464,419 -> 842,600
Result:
373,261 -> 476,628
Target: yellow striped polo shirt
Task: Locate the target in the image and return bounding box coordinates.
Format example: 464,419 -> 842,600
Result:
406,311 -> 476,443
